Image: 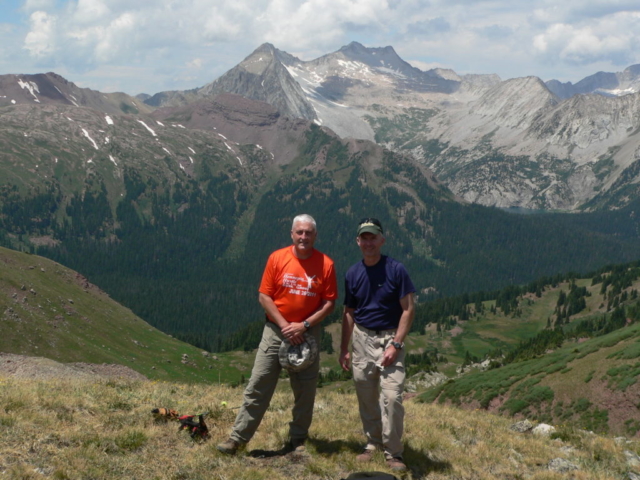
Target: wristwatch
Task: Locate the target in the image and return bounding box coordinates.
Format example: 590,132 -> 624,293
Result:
303,320 -> 311,330
390,341 -> 404,350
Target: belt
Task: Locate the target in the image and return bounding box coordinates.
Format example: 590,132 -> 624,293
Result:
356,323 -> 396,336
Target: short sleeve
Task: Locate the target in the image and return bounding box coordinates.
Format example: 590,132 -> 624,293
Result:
343,270 -> 356,308
322,259 -> 338,300
395,263 -> 416,299
258,253 -> 276,297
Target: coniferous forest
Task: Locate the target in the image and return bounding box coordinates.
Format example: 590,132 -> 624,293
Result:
2,124 -> 640,352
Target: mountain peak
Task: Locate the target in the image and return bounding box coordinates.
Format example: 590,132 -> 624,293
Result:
340,41 -> 397,56
245,42 -> 300,67
254,42 -> 276,54
338,41 -> 401,64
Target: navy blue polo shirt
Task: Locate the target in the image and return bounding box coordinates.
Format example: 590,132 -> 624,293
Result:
344,255 -> 415,331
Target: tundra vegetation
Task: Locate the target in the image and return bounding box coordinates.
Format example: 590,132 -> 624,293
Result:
1,376 -> 638,480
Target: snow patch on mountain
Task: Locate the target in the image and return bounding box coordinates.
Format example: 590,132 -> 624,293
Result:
82,129 -> 99,150
137,120 -> 157,137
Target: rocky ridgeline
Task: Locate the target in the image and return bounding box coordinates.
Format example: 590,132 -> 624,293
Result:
140,42 -> 640,211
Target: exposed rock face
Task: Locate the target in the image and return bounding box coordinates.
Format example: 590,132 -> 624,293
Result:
151,93 -> 312,166
0,72 -> 151,115
199,43 -> 317,121
470,77 -> 559,130
146,43 -> 317,122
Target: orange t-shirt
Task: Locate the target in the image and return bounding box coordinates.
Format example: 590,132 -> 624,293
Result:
259,246 -> 338,323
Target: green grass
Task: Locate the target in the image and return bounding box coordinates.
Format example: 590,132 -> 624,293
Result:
2,375 -> 634,480
0,246 -> 251,384
419,318 -> 640,435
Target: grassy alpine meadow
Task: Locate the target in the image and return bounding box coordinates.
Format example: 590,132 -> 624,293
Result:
1,375 -> 638,480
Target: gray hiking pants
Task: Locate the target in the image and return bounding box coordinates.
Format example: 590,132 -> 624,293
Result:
230,321 -> 320,444
352,323 -> 406,459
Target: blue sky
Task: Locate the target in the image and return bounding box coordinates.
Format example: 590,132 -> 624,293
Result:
1,0 -> 639,95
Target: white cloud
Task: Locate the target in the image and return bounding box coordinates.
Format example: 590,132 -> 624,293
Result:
407,60 -> 454,72
186,58 -> 203,69
533,11 -> 640,66
72,0 -> 110,24
24,10 -> 56,58
93,13 -> 136,62
9,0 -> 640,94
258,0 -> 391,50
22,0 -> 55,13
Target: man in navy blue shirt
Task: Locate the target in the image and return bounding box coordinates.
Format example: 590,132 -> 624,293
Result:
340,218 -> 415,473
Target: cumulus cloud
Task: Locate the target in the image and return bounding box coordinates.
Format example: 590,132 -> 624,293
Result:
24,10 -> 56,58
186,58 -> 203,69
11,0 -> 640,94
22,0 -> 56,12
533,0 -> 640,23
258,0 -> 391,50
407,17 -> 451,36
72,0 -> 111,24
533,11 -> 640,65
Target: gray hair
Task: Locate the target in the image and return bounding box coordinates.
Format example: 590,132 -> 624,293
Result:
292,214 -> 317,231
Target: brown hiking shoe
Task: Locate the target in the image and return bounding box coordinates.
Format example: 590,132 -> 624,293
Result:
356,448 -> 376,462
387,457 -> 407,472
216,438 -> 241,455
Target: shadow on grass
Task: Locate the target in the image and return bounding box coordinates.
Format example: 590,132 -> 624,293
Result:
309,437 -> 363,456
307,438 -> 451,479
404,443 -> 451,479
248,445 -> 298,458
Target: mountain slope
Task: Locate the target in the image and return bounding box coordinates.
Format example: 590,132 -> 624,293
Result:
423,321 -> 640,436
0,72 -> 152,115
417,263 -> 640,436
0,246 -> 242,383
145,43 -> 317,122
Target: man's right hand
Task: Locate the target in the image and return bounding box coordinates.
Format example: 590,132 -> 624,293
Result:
339,350 -> 351,371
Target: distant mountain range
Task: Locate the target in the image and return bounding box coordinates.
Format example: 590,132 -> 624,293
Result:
139,42 -> 640,211
546,64 -> 640,98
3,44 -> 640,211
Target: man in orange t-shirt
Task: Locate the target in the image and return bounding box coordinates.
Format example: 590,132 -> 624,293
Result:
217,214 -> 337,455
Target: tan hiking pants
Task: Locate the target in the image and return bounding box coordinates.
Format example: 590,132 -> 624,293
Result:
352,323 -> 406,459
230,321 -> 320,444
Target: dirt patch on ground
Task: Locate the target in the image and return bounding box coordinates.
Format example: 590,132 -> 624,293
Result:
449,326 -> 463,337
0,352 -> 147,381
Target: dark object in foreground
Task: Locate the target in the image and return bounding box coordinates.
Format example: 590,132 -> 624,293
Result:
152,407 -> 210,440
